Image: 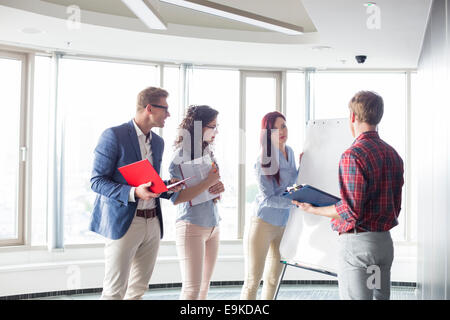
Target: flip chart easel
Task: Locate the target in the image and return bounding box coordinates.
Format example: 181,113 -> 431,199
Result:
275,118 -> 354,298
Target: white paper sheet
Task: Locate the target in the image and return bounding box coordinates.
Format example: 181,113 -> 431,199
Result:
179,154 -> 219,206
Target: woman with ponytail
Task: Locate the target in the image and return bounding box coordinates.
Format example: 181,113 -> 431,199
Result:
241,111 -> 302,300
169,105 -> 224,300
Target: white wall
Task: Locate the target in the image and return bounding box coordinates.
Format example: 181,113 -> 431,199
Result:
415,0 -> 450,300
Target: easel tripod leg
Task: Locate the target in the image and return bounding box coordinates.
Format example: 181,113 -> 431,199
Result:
274,263 -> 287,300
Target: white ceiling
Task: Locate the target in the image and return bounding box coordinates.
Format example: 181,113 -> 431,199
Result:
0,0 -> 432,69
40,0 -> 317,32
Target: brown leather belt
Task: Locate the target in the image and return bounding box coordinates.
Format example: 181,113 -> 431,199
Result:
136,208 -> 157,219
339,227 -> 367,235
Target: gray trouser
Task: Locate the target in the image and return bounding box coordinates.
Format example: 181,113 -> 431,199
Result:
337,231 -> 394,300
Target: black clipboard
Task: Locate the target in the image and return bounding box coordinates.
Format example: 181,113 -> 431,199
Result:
282,184 -> 340,207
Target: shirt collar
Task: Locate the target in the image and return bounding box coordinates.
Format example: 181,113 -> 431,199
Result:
133,119 -> 151,142
278,146 -> 290,164
356,130 -> 379,141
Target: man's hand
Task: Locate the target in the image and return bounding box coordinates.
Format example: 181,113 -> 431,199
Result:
167,178 -> 184,193
292,200 -> 316,214
208,181 -> 224,195
292,200 -> 340,219
135,181 -> 161,200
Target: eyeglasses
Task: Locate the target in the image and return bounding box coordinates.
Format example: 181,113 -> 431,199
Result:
205,124 -> 218,131
151,104 -> 169,113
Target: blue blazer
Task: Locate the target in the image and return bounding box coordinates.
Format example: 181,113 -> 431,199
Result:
89,120 -> 170,240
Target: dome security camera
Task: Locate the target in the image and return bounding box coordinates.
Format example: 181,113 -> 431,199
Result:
355,55 -> 367,64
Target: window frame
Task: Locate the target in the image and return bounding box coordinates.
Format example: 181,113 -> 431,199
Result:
0,50 -> 31,247
55,54 -> 161,246
238,70 -> 282,238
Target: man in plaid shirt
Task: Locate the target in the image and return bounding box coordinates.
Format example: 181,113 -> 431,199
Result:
292,91 -> 404,300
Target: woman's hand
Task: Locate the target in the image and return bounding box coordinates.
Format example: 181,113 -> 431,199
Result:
209,181 -> 225,195
173,165 -> 221,205
167,178 -> 184,193
205,166 -> 220,187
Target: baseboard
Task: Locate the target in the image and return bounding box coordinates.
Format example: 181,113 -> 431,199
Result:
0,280 -> 417,300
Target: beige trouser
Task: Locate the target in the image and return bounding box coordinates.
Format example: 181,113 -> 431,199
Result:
101,215 -> 161,300
241,216 -> 285,300
176,220 -> 220,300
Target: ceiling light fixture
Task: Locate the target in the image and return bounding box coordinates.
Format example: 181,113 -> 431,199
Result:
121,0 -> 167,30
160,0 -> 303,35
20,27 -> 44,34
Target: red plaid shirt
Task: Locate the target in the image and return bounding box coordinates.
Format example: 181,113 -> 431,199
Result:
332,131 -> 404,233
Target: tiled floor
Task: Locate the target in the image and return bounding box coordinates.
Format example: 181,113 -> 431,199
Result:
30,284 -> 417,300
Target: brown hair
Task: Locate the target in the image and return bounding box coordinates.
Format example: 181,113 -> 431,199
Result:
349,91 -> 384,125
174,105 -> 219,161
136,87 -> 169,112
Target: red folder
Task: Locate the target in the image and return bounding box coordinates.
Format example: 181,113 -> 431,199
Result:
118,159 -> 168,193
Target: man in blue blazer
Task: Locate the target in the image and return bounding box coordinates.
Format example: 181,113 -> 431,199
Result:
90,87 -> 181,300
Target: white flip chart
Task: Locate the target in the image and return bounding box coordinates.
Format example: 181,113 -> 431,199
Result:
279,118 -> 355,274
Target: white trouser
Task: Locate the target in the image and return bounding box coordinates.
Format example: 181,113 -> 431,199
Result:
337,231 -> 394,300
176,220 -> 220,300
101,215 -> 161,300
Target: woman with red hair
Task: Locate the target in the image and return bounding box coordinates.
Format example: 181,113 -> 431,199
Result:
241,111 -> 302,300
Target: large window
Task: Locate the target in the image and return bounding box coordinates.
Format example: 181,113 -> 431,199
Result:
0,53 -> 26,246
242,72 -> 281,231
285,72 -> 306,166
58,57 -> 159,244
312,72 -> 408,241
160,66 -> 182,241
189,68 -> 240,239
0,48 -> 413,248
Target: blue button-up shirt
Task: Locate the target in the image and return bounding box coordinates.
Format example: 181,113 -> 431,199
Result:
169,150 -> 220,227
253,145 -> 298,226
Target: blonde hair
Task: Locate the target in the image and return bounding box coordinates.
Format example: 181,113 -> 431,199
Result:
136,87 -> 169,112
349,91 -> 384,125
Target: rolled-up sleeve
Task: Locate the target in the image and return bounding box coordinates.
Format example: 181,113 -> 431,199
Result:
255,163 -> 294,209
334,153 -> 367,225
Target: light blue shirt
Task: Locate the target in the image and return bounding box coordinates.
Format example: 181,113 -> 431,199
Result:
254,145 -> 298,227
169,150 -> 220,227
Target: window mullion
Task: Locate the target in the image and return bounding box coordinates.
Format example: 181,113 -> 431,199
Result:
47,53 -> 64,251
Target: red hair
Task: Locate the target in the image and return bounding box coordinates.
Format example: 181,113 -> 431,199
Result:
260,111 -> 286,185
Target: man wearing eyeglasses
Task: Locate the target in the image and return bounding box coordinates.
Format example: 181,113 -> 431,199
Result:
90,86 -> 182,300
